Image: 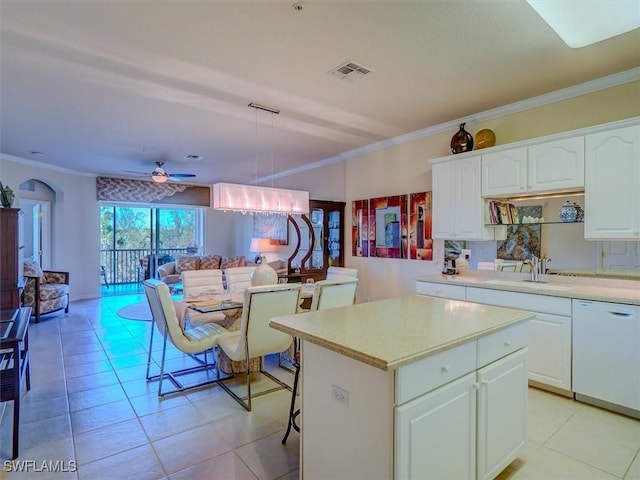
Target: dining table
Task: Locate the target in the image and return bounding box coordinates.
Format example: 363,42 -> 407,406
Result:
175,283 -> 315,373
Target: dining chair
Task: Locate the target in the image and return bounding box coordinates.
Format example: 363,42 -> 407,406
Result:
216,283 -> 301,411
282,278 -> 359,443
143,279 -> 229,396
224,265 -> 258,292
325,266 -> 359,281
182,269 -> 227,325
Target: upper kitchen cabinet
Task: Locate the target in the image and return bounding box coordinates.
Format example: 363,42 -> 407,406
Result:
481,137 -> 584,197
584,124 -> 640,240
432,156 -> 502,241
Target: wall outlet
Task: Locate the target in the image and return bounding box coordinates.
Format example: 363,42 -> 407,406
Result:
331,384 -> 349,407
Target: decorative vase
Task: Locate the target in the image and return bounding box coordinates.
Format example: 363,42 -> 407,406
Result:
475,129 -> 496,149
450,123 -> 474,154
573,202 -> 584,222
559,201 -> 578,223
251,259 -> 278,286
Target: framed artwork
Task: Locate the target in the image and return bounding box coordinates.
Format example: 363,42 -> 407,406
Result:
253,214 -> 288,245
369,195 -> 408,259
497,206 -> 541,260
409,192 -> 433,260
351,199 -> 369,257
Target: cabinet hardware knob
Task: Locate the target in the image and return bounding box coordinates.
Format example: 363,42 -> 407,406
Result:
441,365 -> 450,373
504,340 -> 512,346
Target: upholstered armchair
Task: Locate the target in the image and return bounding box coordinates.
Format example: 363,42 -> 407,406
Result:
22,260 -> 69,323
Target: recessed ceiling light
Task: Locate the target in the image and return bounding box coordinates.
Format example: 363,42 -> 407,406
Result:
184,154 -> 204,161
527,0 -> 640,48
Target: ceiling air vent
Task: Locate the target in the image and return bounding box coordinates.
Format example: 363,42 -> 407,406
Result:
328,60 -> 373,81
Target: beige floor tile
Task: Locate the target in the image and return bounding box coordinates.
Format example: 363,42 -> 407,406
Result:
66,370 -> 120,394
20,395 -> 69,425
275,469 -> 300,480
139,403 -> 208,442
152,423 -> 232,475
546,424 -> 637,477
566,405 -> 640,450
63,359 -> 113,380
626,451 -> 640,479
17,414 -> 73,453
67,383 -> 127,412
212,405 -> 286,450
127,391 -> 191,417
77,444 -> 165,480
235,431 -> 299,480
512,447 -> 620,480
0,437 -> 77,480
74,418 -> 148,465
20,378 -> 67,404
189,388 -> 248,422
168,451 -> 259,480
70,398 -> 137,434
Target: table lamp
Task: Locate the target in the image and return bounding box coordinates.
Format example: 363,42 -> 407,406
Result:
250,237 -> 278,286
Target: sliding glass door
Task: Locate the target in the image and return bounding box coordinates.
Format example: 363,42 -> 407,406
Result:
100,205 -> 203,288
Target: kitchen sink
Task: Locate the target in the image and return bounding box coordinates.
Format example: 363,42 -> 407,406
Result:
483,279 -> 573,291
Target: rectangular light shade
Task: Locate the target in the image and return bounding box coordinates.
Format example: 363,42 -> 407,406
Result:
213,183 -> 309,215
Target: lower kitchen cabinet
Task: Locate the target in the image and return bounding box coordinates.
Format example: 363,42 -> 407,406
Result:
396,372 -> 477,480
395,336 -> 528,480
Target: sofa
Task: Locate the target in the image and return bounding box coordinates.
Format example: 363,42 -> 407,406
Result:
22,260 -> 70,323
157,254 -> 288,286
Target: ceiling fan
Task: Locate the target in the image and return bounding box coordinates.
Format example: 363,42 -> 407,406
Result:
123,161 -> 196,183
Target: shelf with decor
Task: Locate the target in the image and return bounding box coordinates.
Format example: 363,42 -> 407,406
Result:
484,193 -> 585,227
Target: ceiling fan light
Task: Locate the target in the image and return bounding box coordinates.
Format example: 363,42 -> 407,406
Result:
151,172 -> 169,183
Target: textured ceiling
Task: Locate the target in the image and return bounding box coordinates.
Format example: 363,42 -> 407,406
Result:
1,1 -> 638,185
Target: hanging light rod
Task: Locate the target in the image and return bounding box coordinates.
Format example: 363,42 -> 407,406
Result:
248,102 -> 280,114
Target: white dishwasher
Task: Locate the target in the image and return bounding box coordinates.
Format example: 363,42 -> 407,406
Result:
572,300 -> 640,417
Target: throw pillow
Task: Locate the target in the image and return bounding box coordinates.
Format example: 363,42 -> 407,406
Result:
24,259 -> 44,279
199,254 -> 222,270
220,255 -> 246,270
176,255 -> 200,273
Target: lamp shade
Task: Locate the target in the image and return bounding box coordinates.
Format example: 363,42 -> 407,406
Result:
250,237 -> 272,253
213,183 -> 309,215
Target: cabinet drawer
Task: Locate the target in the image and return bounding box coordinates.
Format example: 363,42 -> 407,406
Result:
396,340 -> 477,405
416,281 -> 466,300
466,287 -> 571,316
477,322 -> 528,368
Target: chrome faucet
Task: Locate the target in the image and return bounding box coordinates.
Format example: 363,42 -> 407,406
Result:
529,255 -> 539,282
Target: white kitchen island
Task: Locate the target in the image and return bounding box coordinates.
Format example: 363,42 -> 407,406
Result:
270,295 -> 535,480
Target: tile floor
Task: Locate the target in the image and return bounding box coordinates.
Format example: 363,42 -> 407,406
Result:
1,294 -> 639,479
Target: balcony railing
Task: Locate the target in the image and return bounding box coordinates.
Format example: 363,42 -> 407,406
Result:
100,248 -> 189,285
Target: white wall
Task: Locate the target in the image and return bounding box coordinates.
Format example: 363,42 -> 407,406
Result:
0,156 -> 100,301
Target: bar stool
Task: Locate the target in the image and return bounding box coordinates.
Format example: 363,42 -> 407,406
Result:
281,278 -> 358,444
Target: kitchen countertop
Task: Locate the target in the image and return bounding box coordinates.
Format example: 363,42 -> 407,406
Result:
416,271 -> 640,305
269,295 -> 533,371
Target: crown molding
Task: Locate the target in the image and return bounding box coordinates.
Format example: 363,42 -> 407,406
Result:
269,67 -> 640,180
0,153 -> 96,177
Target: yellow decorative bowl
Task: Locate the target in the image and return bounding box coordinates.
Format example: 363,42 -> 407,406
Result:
475,129 -> 496,149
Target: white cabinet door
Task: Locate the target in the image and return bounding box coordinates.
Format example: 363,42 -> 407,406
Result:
481,147 -> 527,197
585,124 -> 640,239
433,156 -> 495,240
477,349 -> 528,480
395,372 -> 476,480
456,156 -> 489,240
528,136 -> 584,193
432,161 -> 457,239
528,313 -> 572,392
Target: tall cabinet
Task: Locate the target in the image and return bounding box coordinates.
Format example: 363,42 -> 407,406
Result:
0,208 -> 25,310
289,200 -> 345,279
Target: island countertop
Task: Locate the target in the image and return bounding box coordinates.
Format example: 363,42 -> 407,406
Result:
269,295 -> 534,371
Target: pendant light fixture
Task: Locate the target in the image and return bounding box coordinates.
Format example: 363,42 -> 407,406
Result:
213,103 -> 309,215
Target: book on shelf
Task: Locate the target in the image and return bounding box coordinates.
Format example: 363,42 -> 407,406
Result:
488,200 -> 519,225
